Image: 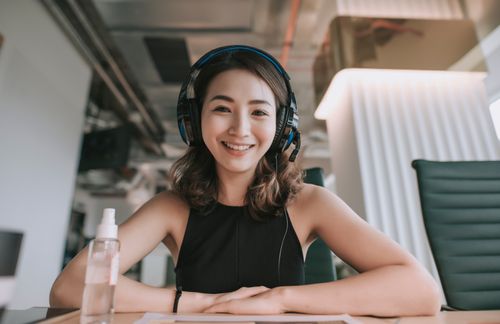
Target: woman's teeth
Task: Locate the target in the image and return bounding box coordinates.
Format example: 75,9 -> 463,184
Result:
223,142 -> 252,151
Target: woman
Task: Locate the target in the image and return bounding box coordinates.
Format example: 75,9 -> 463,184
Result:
50,45 -> 440,316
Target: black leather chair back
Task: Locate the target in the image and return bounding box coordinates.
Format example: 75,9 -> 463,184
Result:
412,160 -> 500,310
303,167 -> 337,283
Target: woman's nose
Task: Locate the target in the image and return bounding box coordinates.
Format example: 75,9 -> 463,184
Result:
229,113 -> 250,137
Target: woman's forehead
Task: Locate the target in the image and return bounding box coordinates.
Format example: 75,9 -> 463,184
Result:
205,69 -> 276,102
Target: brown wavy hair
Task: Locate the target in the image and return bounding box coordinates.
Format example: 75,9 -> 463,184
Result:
170,49 -> 303,220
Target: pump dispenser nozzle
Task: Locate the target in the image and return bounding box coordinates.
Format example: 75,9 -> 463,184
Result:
96,208 -> 118,239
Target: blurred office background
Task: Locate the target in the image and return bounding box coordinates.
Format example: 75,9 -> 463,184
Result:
0,0 -> 499,308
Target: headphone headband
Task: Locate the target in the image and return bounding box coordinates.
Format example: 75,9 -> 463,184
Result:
195,45 -> 289,80
177,45 -> 301,161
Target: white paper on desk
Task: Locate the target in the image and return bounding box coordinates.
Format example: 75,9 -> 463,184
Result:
134,313 -> 361,324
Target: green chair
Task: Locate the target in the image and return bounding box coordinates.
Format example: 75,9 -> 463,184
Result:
303,167 -> 337,283
412,160 -> 500,310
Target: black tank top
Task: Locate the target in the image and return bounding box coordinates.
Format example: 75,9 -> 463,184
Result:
175,203 -> 305,293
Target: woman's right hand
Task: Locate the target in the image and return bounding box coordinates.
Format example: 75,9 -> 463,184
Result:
209,286 -> 270,307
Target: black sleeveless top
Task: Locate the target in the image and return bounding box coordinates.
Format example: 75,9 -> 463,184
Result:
175,203 -> 305,293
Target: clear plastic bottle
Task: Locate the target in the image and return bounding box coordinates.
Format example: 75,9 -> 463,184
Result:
80,208 -> 120,324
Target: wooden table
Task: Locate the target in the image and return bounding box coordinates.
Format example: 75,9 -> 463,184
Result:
39,310 -> 500,324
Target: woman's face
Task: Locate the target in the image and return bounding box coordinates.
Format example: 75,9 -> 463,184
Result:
201,68 -> 277,176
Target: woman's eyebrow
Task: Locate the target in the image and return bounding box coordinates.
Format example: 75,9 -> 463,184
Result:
208,94 -> 234,103
248,99 -> 272,107
208,95 -> 272,107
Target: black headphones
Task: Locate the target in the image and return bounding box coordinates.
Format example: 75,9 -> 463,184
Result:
177,45 -> 301,162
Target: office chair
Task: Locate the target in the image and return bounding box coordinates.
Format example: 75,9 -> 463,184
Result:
412,159 -> 500,310
303,167 -> 337,283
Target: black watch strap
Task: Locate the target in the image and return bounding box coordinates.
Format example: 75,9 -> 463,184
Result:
173,286 -> 183,313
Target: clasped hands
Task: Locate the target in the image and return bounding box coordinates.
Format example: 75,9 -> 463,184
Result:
203,286 -> 286,314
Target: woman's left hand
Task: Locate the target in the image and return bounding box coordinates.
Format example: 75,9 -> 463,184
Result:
204,287 -> 286,314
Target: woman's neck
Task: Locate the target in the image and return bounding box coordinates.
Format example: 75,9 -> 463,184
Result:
216,168 -> 254,206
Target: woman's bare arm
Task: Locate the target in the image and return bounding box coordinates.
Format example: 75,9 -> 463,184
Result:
49,247 -> 216,312
50,192 -> 215,312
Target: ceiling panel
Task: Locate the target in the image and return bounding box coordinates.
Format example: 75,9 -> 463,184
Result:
144,37 -> 191,83
111,33 -> 161,84
94,0 -> 256,31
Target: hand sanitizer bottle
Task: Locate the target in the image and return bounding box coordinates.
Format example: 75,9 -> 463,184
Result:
80,208 -> 120,324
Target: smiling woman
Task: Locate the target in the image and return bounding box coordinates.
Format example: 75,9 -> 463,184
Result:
172,46 -> 303,220
50,45 -> 441,317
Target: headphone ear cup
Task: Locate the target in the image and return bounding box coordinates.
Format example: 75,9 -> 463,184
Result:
177,98 -> 190,145
188,99 -> 202,146
272,106 -> 289,152
177,80 -> 194,146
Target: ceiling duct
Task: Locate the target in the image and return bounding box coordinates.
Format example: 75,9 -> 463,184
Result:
42,0 -> 166,155
92,0 -> 255,32
144,37 -> 191,84
313,16 -> 486,104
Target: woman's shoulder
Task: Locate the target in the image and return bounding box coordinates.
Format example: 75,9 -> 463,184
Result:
115,191 -> 190,255
134,190 -> 190,222
289,183 -> 345,219
293,183 -> 335,207
153,189 -> 189,211
287,183 -> 338,242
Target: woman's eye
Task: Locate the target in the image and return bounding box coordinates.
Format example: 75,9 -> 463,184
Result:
252,110 -> 269,117
213,106 -> 230,112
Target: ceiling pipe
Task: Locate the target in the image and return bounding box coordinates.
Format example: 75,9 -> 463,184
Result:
42,2 -> 126,108
66,0 -> 163,138
280,0 -> 301,68
41,0 -> 164,156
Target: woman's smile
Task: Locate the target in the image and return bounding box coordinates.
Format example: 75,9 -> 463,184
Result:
221,141 -> 255,152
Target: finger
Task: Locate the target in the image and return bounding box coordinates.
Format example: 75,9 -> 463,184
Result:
237,286 -> 269,299
206,300 -> 248,314
216,286 -> 269,303
204,300 -> 233,313
204,304 -> 223,313
205,297 -> 266,315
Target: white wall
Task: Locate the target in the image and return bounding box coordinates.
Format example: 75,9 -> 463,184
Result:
73,189 -> 134,237
0,1 -> 91,308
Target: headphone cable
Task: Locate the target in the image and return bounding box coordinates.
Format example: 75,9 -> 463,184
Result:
277,208 -> 289,285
